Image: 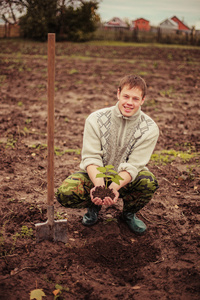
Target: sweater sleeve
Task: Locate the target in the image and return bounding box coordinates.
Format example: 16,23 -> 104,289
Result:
80,114 -> 104,171
118,124 -> 159,182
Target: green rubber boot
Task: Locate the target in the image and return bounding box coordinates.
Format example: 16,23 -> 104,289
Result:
82,205 -> 101,226
123,212 -> 146,233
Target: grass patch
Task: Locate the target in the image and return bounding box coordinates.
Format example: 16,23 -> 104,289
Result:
151,149 -> 199,165
69,68 -> 79,75
159,87 -> 174,97
28,144 -> 81,156
143,99 -> 157,107
86,40 -> 200,49
29,144 -> 47,150
54,147 -> 81,156
138,71 -> 149,76
5,136 -> 17,149
18,101 -> 23,107
0,75 -> 6,84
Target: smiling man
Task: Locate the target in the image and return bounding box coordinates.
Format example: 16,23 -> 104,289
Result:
117,82 -> 145,117
56,74 -> 159,234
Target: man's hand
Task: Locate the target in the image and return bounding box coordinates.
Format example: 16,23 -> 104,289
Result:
90,186 -> 119,206
90,186 -> 103,205
102,188 -> 119,206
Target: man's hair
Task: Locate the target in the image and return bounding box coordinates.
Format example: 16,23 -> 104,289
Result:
118,74 -> 147,99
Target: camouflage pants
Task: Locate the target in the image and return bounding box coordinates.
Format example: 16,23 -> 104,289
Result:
56,170 -> 159,214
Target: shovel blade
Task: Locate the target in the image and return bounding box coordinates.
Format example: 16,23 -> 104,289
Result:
54,219 -> 68,243
35,219 -> 68,243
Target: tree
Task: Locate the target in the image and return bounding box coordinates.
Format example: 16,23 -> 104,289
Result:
0,0 -> 27,25
57,1 -> 100,41
19,0 -> 58,41
0,0 -> 100,41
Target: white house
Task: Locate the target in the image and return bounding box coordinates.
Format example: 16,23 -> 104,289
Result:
159,18 -> 178,32
104,17 -> 128,29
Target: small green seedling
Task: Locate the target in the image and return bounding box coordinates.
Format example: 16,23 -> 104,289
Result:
53,284 -> 69,299
96,165 -> 123,188
20,225 -> 33,239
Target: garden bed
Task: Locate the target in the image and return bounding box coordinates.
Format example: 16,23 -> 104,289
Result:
0,40 -> 200,299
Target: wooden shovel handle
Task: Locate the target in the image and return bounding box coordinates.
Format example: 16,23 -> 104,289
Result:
47,33 -> 55,206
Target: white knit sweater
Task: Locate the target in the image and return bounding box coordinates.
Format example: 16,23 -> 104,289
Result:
80,102 -> 159,182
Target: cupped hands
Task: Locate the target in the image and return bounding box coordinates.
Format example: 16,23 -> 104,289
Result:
90,186 -> 119,206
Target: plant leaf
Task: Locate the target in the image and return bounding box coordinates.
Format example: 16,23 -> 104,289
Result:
96,173 -> 106,178
108,169 -> 118,174
96,165 -> 124,186
106,175 -> 113,179
105,165 -> 114,169
55,284 -> 63,290
115,174 -> 124,180
112,178 -> 120,185
30,289 -> 46,300
97,167 -> 106,172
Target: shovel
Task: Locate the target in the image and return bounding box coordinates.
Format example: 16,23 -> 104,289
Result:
35,33 -> 67,243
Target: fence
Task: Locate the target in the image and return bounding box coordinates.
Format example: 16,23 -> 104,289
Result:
0,22 -> 199,46
93,27 -> 200,46
0,23 -> 20,38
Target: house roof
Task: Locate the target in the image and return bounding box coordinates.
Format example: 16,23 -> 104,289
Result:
171,16 -> 190,31
104,17 -> 128,28
133,18 -> 149,23
159,18 -> 178,29
160,16 -> 190,31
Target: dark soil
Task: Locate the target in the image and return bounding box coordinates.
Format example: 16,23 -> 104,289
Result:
0,40 -> 200,300
92,186 -> 115,200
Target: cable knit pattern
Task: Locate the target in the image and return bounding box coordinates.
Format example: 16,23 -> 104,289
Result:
80,102 -> 159,182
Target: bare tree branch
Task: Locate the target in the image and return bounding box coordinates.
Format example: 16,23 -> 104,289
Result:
8,0 -> 17,23
0,0 -> 28,24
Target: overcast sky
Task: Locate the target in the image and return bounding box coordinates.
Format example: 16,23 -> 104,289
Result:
98,0 -> 200,27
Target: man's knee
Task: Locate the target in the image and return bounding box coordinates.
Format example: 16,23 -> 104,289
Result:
55,191 -> 74,207
55,171 -> 91,208
135,171 -> 159,193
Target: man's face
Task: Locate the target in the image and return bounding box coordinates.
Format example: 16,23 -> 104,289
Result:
117,85 -> 145,117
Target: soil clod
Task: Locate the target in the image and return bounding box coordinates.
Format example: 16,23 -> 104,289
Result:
92,186 -> 115,200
